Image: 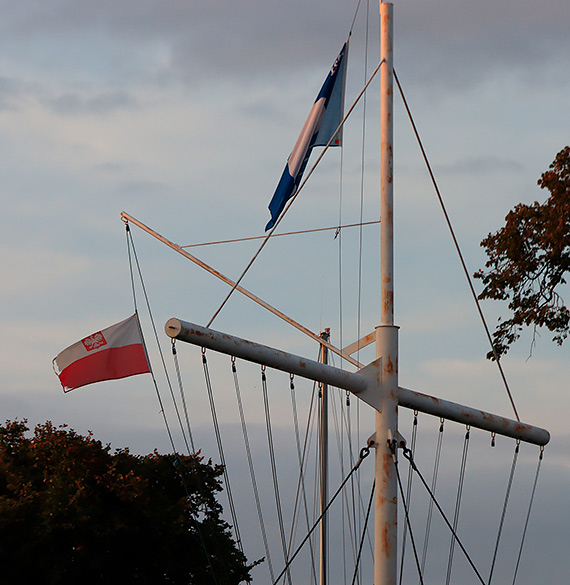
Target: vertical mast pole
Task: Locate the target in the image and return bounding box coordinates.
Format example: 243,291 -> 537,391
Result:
376,3 -> 398,585
319,329 -> 330,585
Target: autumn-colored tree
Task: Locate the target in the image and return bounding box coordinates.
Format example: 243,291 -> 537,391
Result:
0,420 -> 254,585
475,146 -> 570,358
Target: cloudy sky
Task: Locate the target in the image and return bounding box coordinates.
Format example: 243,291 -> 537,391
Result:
1,0 -> 569,582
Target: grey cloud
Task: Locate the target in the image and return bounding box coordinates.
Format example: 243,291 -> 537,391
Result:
95,162 -> 127,174
437,156 -> 524,175
0,77 -> 27,110
2,0 -> 567,89
120,179 -> 169,196
42,90 -> 137,115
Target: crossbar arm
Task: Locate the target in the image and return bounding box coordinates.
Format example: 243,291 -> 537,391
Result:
165,318 -> 383,412
398,386 -> 550,446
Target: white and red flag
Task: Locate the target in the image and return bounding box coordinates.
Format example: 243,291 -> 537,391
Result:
53,313 -> 150,392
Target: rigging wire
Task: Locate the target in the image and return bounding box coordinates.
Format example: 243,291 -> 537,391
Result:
399,411 -> 419,585
125,222 -> 192,455
420,418 -> 445,576
331,349 -> 375,565
330,353 -> 367,577
181,220 -> 380,248
261,366 -> 293,585
288,374 -> 319,585
350,479 -> 376,585
207,57 -> 386,329
511,448 -> 544,585
356,0 -> 370,369
393,69 -> 521,423
354,6 -> 371,580
445,426 -> 471,585
331,385 -> 367,577
201,349 -> 244,553
488,440 -> 520,584
401,445 -> 487,585
125,223 -> 221,585
171,341 -> 196,454
230,357 -> 275,581
349,0 -> 364,33
272,444 -> 372,585
390,440 -> 425,585
126,223 -> 139,312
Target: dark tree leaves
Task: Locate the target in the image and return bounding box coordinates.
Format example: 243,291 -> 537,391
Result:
475,146 -> 570,358
0,420 -> 254,585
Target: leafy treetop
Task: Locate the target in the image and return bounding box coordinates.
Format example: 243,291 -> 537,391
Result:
0,420 -> 255,585
475,146 -> 570,358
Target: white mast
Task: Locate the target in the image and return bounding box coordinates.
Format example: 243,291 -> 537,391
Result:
159,4 -> 550,582
375,3 -> 398,584
319,329 -> 330,585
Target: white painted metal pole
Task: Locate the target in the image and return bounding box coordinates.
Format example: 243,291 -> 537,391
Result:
121,212 -> 362,369
165,318 -> 367,394
376,4 -> 398,585
397,386 -> 550,446
319,329 -> 330,585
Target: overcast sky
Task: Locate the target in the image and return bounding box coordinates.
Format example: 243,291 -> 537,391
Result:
1,0 -> 569,583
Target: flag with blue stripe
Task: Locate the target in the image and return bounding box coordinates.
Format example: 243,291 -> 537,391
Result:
265,41 -> 349,231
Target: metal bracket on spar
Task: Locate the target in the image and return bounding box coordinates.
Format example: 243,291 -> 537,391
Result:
165,318 -> 385,413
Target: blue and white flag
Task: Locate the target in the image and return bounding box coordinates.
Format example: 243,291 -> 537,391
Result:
265,41 -> 349,231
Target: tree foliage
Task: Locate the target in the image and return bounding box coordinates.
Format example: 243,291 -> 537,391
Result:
475,146 -> 570,358
0,420 -> 254,585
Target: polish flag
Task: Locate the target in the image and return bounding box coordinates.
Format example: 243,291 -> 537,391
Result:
53,314 -> 150,392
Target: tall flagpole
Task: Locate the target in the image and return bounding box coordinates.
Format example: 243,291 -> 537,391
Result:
319,329 -> 330,585
375,3 -> 398,585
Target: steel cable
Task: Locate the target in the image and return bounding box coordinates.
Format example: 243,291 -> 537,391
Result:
488,441 -> 520,584
171,341 -> 196,453
261,367 -> 293,585
391,442 -> 424,585
350,479 -> 375,585
511,448 -> 544,585
401,444 -> 487,585
125,222 -> 221,584
446,427 -> 471,585
393,69 -> 521,423
420,418 -> 445,577
201,350 -> 243,552
399,412 -> 419,585
272,445 -> 372,585
231,357 -> 275,580
288,375 -> 319,584
126,224 -> 193,456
